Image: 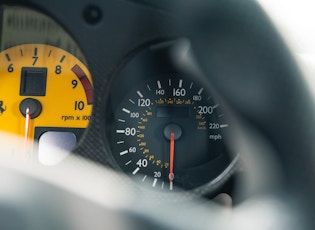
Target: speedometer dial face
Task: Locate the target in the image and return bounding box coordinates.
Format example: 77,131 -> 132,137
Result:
105,41 -> 236,193
0,44 -> 93,152
109,76 -> 232,191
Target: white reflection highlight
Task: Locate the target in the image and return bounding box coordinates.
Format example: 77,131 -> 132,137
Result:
38,131 -> 76,166
258,1 -> 315,100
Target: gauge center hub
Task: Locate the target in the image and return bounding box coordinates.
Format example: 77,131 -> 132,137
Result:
164,123 -> 182,140
19,98 -> 42,119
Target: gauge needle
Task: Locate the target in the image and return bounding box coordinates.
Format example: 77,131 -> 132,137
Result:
169,131 -> 175,190
24,107 -> 31,150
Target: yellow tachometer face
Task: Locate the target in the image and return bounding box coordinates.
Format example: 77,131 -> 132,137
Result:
0,44 -> 93,147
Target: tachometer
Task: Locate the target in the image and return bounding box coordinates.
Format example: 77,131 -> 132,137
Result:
0,44 -> 93,154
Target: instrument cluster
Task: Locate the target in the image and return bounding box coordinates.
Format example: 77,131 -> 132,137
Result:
0,2 -> 238,197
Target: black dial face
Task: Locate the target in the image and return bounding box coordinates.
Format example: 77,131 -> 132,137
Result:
105,41 -> 235,192
107,75 -> 232,192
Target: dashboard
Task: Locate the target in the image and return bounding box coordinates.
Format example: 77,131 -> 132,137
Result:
1,0 -> 315,229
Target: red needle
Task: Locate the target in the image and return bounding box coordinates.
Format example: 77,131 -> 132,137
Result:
24,107 -> 31,150
169,131 -> 175,190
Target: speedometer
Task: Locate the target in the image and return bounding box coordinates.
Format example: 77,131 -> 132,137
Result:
105,40 -> 237,193
111,76 -> 231,191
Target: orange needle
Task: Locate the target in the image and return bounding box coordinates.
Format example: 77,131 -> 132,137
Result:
169,131 -> 175,190
24,107 -> 31,150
